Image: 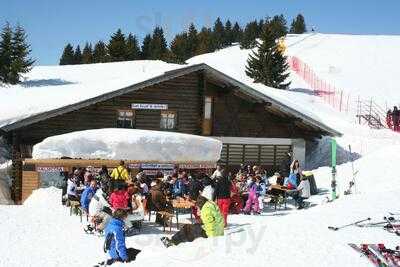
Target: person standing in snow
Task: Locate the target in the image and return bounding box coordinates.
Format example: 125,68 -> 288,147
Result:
243,176 -> 260,215
201,176 -> 215,201
66,172 -> 79,201
393,106 -> 400,132
110,161 -> 129,190
214,174 -> 231,227
293,176 -> 311,209
211,165 -> 224,179
103,209 -> 141,265
80,180 -> 97,213
188,174 -> 204,222
161,196 -> 224,247
280,152 -> 292,178
386,109 -> 393,130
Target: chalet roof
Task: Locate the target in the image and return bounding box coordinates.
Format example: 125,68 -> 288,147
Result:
0,61 -> 341,137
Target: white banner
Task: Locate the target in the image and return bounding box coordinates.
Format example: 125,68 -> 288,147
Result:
131,103 -> 168,110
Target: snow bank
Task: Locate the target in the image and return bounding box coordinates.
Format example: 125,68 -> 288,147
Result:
32,128 -> 222,162
0,160 -> 12,205
0,60 -> 185,128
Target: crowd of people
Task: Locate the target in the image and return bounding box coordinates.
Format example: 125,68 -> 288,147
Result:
63,154 -> 311,265
386,106 -> 400,132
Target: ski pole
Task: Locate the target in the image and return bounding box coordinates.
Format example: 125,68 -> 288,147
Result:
328,218 -> 371,231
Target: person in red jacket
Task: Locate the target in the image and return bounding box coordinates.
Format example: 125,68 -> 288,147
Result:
109,184 -> 129,210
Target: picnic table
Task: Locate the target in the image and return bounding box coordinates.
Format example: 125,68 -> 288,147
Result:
268,185 -> 290,210
172,198 -> 195,229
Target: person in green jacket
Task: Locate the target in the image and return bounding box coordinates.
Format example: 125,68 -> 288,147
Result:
161,196 -> 224,247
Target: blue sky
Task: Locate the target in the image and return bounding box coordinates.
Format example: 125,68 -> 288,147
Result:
1,0 -> 399,65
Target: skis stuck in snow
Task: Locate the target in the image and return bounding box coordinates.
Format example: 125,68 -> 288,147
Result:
348,243 -> 400,267
328,218 -> 371,231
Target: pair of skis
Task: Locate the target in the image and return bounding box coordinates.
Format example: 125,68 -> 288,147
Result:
349,243 -> 400,267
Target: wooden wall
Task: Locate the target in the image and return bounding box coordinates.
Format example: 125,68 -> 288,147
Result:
212,91 -> 310,138
17,72 -> 203,146
21,171 -> 39,203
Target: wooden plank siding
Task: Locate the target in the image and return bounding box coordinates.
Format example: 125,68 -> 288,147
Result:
212,90 -> 313,138
21,171 -> 39,203
17,72 -> 203,146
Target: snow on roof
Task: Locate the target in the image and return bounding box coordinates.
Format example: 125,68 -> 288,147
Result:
31,128 -> 222,162
0,60 -> 185,128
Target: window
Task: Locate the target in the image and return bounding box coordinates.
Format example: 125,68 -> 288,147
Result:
160,110 -> 177,130
117,110 -> 134,128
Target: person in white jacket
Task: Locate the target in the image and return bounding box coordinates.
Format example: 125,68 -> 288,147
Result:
294,176 -> 311,209
201,176 -> 215,201
87,187 -> 111,232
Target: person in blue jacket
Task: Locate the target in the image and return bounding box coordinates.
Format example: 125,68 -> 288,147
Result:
80,180 -> 97,213
172,176 -> 186,198
103,209 -> 141,265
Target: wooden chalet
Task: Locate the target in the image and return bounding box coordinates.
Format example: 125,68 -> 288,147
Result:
0,62 -> 341,202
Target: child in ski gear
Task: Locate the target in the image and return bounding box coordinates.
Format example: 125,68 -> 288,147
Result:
104,209 -> 141,264
243,177 -> 260,214
161,196 -> 224,247
80,180 -> 97,212
255,176 -> 266,210
214,174 -> 231,227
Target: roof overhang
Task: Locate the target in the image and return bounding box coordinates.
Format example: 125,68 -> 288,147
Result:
0,63 -> 342,137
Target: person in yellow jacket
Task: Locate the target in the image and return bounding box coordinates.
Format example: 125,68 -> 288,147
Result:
160,196 -> 224,247
110,161 -> 129,190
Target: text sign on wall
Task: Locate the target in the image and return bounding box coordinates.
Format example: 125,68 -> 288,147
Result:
131,103 -> 168,110
36,166 -> 64,173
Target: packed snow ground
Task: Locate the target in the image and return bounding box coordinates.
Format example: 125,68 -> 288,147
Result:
2,33 -> 400,266
32,129 -> 222,162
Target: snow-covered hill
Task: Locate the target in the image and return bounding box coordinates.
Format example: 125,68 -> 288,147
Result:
1,33 -> 400,266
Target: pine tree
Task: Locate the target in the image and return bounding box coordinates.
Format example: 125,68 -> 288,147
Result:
141,34 -> 152,59
268,14 -> 288,40
224,20 -> 233,46
93,41 -> 108,63
108,29 -> 126,62
196,27 -> 213,55
245,23 -> 291,89
240,20 -> 259,49
149,26 -> 168,60
59,43 -> 75,65
187,23 -> 198,58
82,42 -> 93,64
212,17 -> 225,50
257,19 -> 265,37
170,32 -> 189,63
231,22 -> 243,43
0,22 -> 14,84
125,33 -> 141,60
290,14 -> 307,34
9,24 -> 35,84
73,45 -> 82,64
